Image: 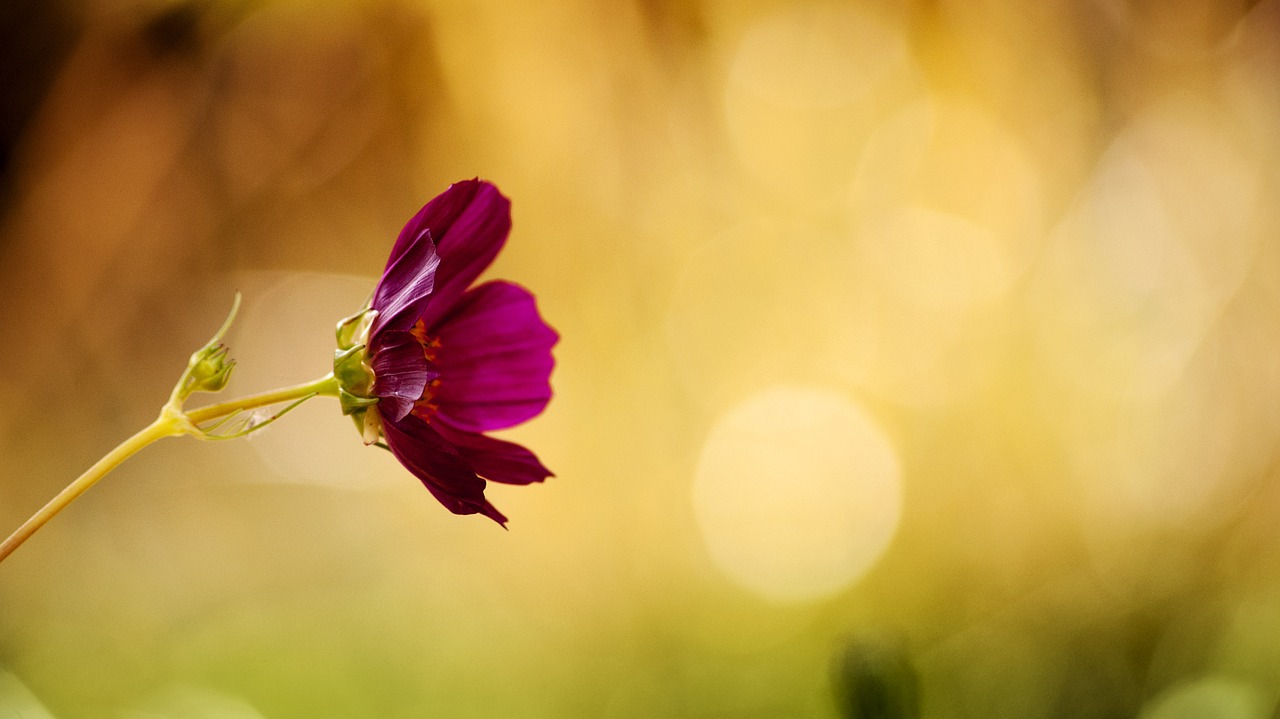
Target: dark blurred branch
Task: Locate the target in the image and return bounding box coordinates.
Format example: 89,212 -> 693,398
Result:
0,0 -> 77,220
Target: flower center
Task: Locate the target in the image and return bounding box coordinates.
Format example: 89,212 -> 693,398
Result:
410,318 -> 442,420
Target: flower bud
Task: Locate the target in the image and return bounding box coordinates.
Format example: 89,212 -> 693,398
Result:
181,343 -> 236,398
169,292 -> 242,405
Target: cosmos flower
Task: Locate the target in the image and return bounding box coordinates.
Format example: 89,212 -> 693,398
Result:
335,180 -> 557,526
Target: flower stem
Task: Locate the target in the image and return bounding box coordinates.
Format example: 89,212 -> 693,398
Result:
0,418 -> 178,563
185,374 -> 340,425
0,373 -> 340,564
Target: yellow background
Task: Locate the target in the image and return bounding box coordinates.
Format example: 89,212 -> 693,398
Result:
2,0 -> 1280,716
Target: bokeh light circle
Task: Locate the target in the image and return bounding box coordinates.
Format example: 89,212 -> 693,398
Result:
233,271 -> 402,488
727,2 -> 907,109
692,386 -> 902,603
723,1 -> 916,197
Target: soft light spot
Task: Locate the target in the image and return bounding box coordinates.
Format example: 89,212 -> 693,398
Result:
233,271 -> 401,488
861,206 -> 1013,311
1027,96 -> 1266,532
1139,677 -> 1268,719
723,2 -> 917,196
1032,132 -> 1211,404
1124,96 -> 1261,307
663,219 -> 869,410
728,2 -> 906,108
1063,369 -> 1240,529
851,99 -> 1045,298
840,100 -> 1044,407
692,386 -> 902,603
1033,97 -> 1256,405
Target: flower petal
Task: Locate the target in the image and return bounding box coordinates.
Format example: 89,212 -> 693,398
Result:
393,180 -> 511,330
432,280 -> 558,433
434,422 -> 553,485
370,230 -> 440,338
381,412 -> 507,526
369,330 -> 437,422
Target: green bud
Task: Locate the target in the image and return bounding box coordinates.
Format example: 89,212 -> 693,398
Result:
186,343 -> 236,395
171,293 -> 242,404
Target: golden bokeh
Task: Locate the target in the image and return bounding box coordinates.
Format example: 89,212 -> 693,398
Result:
2,0 -> 1280,716
693,385 -> 902,603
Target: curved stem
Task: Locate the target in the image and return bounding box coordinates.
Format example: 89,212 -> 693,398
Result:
0,373 -> 341,564
0,417 -> 182,563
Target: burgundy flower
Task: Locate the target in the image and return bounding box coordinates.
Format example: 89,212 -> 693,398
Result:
335,180 -> 557,526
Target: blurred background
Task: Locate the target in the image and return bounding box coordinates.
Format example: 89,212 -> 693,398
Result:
2,0 -> 1279,716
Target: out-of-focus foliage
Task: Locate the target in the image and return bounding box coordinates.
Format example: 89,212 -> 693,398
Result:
2,0 -> 1280,717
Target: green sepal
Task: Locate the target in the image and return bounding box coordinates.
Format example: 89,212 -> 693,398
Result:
187,344 -> 236,395
334,345 -> 371,392
339,387 -> 379,416
336,308 -> 376,351
346,405 -> 384,445
333,303 -> 384,444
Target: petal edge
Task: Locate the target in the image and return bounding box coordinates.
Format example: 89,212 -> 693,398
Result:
433,281 -> 558,433
381,412 -> 506,526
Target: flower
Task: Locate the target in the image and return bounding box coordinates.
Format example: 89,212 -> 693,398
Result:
335,180 -> 557,525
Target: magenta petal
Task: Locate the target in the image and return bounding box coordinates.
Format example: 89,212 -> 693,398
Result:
475,500 -> 509,526
369,331 -> 437,422
432,281 -> 558,433
381,413 -> 506,526
434,422 -> 553,485
395,180 -> 512,330
370,229 -> 441,338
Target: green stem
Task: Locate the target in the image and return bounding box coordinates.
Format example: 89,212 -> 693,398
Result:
0,373 -> 340,564
0,418 -> 178,563
185,374 -> 340,425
